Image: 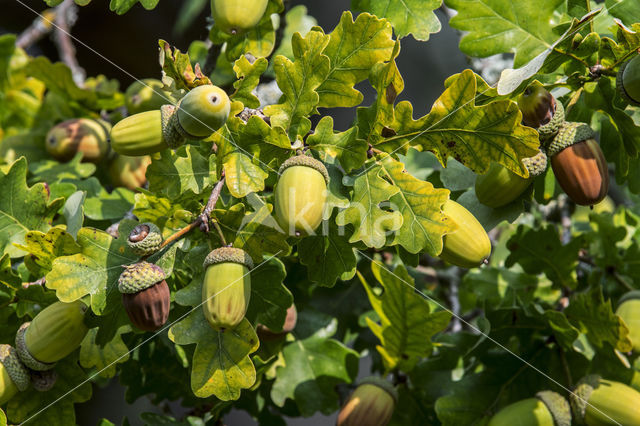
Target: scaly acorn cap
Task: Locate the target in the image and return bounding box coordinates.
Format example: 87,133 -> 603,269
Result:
0,344 -> 30,391
127,223 -> 163,256
30,369 -> 58,392
570,374 -> 600,424
547,121 -> 596,157
618,290 -> 640,305
160,104 -> 186,149
522,150 -> 548,177
536,390 -> 572,426
118,262 -> 166,294
278,155 -> 329,184
538,101 -> 565,142
203,247 -> 254,270
15,323 -> 56,371
357,376 -> 399,403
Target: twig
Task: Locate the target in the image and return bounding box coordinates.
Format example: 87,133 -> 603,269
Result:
199,176 -> 226,233
16,8 -> 57,49
23,277 -> 46,289
54,0 -> 85,85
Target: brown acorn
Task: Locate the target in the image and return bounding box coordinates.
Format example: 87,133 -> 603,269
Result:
118,262 -> 170,332
337,377 -> 397,426
547,122 -> 609,206
517,81 -> 565,141
257,304 -> 297,341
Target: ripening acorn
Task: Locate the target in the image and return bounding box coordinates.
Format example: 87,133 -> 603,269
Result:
127,223 -> 163,256
108,154 -> 152,190
616,291 -> 640,353
488,391 -> 571,426
0,345 -> 30,405
517,81 -> 565,141
439,200 -> 491,268
118,262 -> 170,332
257,304 -> 297,341
616,54 -> 640,106
475,150 -> 548,208
274,155 -> 329,236
571,375 -> 640,425
45,118 -> 111,163
176,85 -> 230,138
125,78 -> 172,115
337,377 -> 397,426
15,301 -> 89,371
548,122 -> 609,206
111,109 -> 171,156
211,0 -> 269,35
202,247 -> 253,331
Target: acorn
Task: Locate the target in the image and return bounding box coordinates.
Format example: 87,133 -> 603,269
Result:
125,78 -> 172,115
45,118 -> 111,163
274,155 -> 329,236
616,54 -> 640,106
256,304 -> 297,341
439,200 -> 491,268
118,262 -> 170,332
571,375 -> 640,425
175,84 -> 231,138
108,154 -> 152,190
488,391 -> 571,426
127,223 -> 163,256
211,0 -> 269,35
15,301 -> 88,371
337,377 -> 397,426
616,291 -> 640,353
517,81 -> 565,141
475,150 -> 548,208
548,122 -> 609,206
202,247 -> 253,331
0,345 -> 30,405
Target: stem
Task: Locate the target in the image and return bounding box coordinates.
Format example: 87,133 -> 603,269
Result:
158,221 -> 201,250
199,176 -> 226,232
558,346 -> 573,388
16,8 -> 57,49
23,277 -> 46,289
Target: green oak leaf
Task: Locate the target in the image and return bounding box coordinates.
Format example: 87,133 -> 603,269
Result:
0,253 -> 20,304
147,145 -> 216,200
78,178 -> 136,221
14,227 -> 81,276
606,0 -> 640,27
28,153 -> 95,184
15,285 -> 58,318
231,56 -> 268,109
388,70 -> 539,177
351,0 -> 442,41
379,155 -> 454,255
545,310 -> 580,352
335,160 -> 403,248
463,267 -> 542,312
324,158 -> 350,219
444,0 -> 564,68
565,286 -> 633,352
317,11 -> 395,108
169,311 -> 259,400
45,222 -> 139,314
360,262 -> 451,372
159,39 -> 211,91
271,5 -> 318,63
246,257 -> 293,332
223,152 -> 269,198
133,191 -> 177,224
0,157 -> 64,258
80,325 -> 131,378
110,0 -> 159,14
307,116 -> 367,173
270,317 -> 358,416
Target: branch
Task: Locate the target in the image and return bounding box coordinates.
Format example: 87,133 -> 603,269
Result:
16,8 -> 57,49
23,277 -> 46,289
54,0 -> 85,86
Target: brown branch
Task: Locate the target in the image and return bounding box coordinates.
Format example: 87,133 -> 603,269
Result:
16,8 -> 57,49
199,176 -> 226,233
158,221 -> 201,250
54,0 -> 85,85
23,277 -> 46,289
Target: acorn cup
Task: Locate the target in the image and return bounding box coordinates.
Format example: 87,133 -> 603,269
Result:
488,391 -> 571,426
0,345 -> 30,405
616,291 -> 640,353
517,81 -> 565,141
439,200 -> 491,268
211,0 -> 269,35
118,262 -> 170,332
15,301 -> 89,371
616,54 -> 640,106
475,150 -> 548,208
337,377 -> 397,426
45,118 -> 111,163
110,84 -> 230,156
547,122 -> 609,206
125,78 -> 172,115
571,375 -> 640,425
108,154 -> 152,190
127,222 -> 163,257
274,155 -> 329,236
256,304 -> 297,341
202,247 -> 253,331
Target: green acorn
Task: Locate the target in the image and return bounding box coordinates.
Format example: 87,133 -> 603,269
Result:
274,155 -> 329,236
475,150 -> 548,208
127,223 -> 163,256
548,122 -> 609,206
439,200 -> 491,268
337,377 -> 397,426
616,291 -> 640,353
45,118 -> 111,163
125,78 -> 173,115
0,345 -> 30,405
202,247 -> 253,331
488,391 -> 571,426
108,154 -> 152,190
118,262 -> 170,332
211,0 -> 269,35
16,301 -> 88,371
616,55 -> 640,106
175,85 -> 230,138
517,81 -> 565,141
571,375 -> 640,425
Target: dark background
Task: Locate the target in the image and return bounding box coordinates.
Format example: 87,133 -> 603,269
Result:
0,1 -> 468,424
